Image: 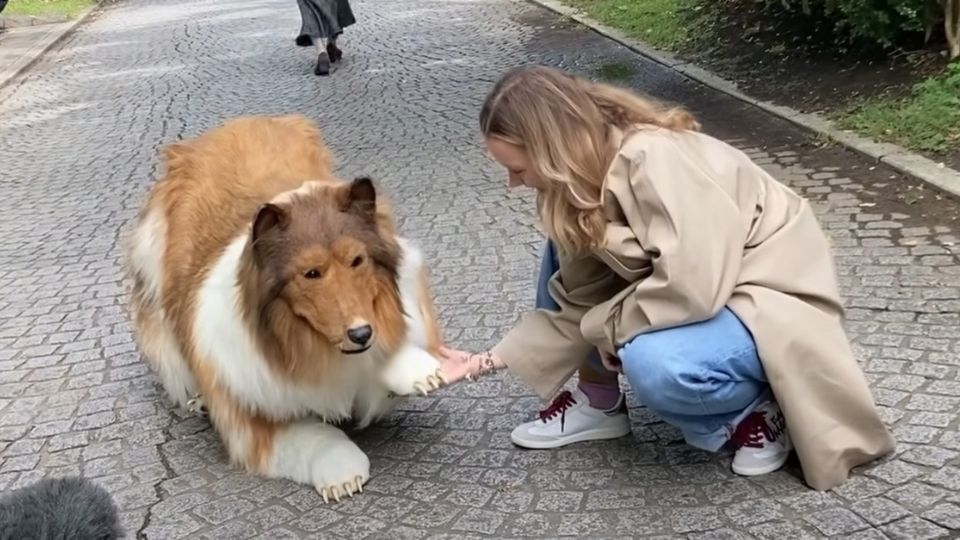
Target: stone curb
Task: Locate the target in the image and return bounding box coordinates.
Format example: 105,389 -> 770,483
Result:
0,1 -> 101,91
0,14 -> 71,28
526,0 -> 960,201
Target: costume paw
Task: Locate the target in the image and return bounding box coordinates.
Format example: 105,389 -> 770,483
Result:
186,394 -> 208,417
381,344 -> 445,397
311,438 -> 370,504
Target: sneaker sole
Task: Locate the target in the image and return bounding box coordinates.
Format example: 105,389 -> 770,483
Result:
510,423 -> 631,450
731,452 -> 790,476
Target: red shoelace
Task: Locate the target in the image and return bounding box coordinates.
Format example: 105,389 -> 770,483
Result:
538,390 -> 577,431
730,411 -> 774,449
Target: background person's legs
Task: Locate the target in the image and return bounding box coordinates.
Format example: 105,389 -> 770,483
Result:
294,0 -> 356,75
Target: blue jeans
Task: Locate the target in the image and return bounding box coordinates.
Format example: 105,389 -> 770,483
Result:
536,241 -> 770,452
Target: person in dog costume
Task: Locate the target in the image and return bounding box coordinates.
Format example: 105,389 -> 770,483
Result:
439,65 -> 894,489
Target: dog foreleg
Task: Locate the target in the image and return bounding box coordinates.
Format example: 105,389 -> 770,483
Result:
204,389 -> 370,502
267,420 -> 370,502
380,238 -> 446,397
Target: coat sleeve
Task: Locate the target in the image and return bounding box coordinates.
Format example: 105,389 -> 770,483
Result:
492,250 -> 626,399
580,136 -> 746,349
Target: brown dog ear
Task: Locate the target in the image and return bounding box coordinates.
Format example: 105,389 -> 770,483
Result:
343,177 -> 377,223
252,203 -> 289,247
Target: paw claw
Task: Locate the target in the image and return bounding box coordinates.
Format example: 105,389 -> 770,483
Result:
436,369 -> 448,384
414,382 -> 427,396
317,479 -> 365,503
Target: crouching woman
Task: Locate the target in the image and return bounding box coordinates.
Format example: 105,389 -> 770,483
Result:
440,65 -> 894,490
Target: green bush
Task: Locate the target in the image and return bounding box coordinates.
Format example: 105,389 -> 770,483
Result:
773,0 -> 948,50
823,0 -> 928,45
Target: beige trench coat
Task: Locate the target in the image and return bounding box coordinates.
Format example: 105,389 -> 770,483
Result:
493,125 -> 895,491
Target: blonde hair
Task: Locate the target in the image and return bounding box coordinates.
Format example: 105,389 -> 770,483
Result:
479,65 -> 700,254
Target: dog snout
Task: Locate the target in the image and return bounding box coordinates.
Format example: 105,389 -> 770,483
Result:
346,324 -> 373,346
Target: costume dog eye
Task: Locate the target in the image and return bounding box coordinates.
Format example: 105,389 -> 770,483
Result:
304,269 -> 322,279
351,256 -> 364,268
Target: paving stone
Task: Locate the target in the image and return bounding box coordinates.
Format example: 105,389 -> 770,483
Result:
804,506 -> 871,535
901,446 -> 959,467
534,490 -> 583,512
747,520 -> 820,539
881,516 -> 951,539
867,460 -> 925,484
194,520 -> 259,540
688,529 -> 755,540
0,454 -> 40,473
401,502 -> 462,529
451,508 -> 506,535
722,499 -> 783,527
851,497 -> 913,526
671,507 -> 724,533
2,438 -> 44,456
846,530 -> 896,540
926,467 -> 960,490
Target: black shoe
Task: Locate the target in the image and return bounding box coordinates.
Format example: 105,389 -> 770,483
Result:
314,51 -> 330,76
326,42 -> 342,63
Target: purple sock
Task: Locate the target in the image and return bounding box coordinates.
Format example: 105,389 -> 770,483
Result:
578,380 -> 621,410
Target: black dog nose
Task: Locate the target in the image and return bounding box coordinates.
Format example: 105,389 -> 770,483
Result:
347,325 -> 372,346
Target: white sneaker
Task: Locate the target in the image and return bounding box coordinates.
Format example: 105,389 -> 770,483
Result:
510,388 -> 631,449
730,401 -> 793,476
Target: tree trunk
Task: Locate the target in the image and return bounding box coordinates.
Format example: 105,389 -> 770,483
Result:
947,0 -> 960,60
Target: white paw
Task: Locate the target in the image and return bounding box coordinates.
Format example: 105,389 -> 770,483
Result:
269,422 -> 371,504
186,394 -> 208,417
380,343 -> 445,397
310,438 -> 370,503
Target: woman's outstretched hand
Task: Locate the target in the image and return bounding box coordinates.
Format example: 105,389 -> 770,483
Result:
436,346 -> 475,385
437,346 -> 506,384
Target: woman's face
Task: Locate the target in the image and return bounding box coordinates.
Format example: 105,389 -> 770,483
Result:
485,137 -> 544,190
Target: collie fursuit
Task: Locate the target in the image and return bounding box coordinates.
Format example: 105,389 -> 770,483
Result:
124,115 -> 446,501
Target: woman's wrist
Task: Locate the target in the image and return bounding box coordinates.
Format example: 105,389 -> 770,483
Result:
465,350 -> 506,380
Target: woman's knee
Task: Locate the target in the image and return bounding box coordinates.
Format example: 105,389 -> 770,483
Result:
620,338 -> 699,412
618,309 -> 765,415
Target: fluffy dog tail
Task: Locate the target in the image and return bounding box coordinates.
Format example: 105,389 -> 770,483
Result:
0,476 -> 123,540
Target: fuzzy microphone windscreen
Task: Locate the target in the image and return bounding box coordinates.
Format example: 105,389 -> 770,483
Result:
0,476 -> 123,540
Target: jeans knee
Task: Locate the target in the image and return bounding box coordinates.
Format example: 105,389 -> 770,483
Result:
620,340 -> 695,412
619,317 -> 766,417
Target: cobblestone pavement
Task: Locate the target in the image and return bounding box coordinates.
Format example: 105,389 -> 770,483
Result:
1,0 -> 960,537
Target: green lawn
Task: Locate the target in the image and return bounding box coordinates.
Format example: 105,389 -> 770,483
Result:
567,0 -> 702,51
3,0 -> 95,18
837,63 -> 960,155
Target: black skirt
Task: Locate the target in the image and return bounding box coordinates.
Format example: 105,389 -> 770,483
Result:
295,0 -> 356,46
